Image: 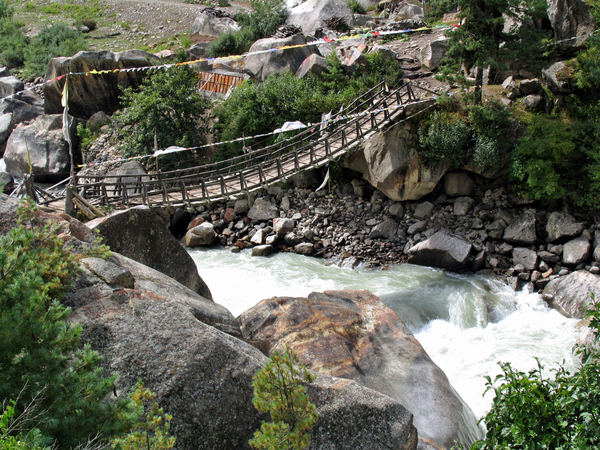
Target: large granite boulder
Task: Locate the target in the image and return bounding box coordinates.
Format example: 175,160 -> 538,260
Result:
4,114 -> 78,183
244,34 -> 320,81
69,253 -> 239,337
286,0 -> 355,35
307,377 -> 417,450
73,283 -> 420,450
542,270 -> 600,318
239,290 -> 484,449
344,121 -> 448,201
43,50 -> 161,119
547,0 -> 595,53
86,206 -> 213,300
546,211 -> 585,243
408,230 -> 473,273
190,13 -> 240,41
296,53 -> 330,79
502,211 -> 537,245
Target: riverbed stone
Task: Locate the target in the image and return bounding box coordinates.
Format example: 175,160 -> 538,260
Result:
408,220 -> 427,235
513,247 -> 538,271
562,235 -> 591,265
252,244 -> 275,256
295,242 -> 314,255
182,222 -> 216,247
454,196 -> 475,216
247,197 -> 279,221
546,212 -> 585,243
368,218 -> 397,239
389,202 -> 404,219
414,201 -> 434,219
503,211 -> 537,245
238,290 -> 483,450
250,228 -> 266,245
408,230 -> 472,273
273,217 -> 294,236
542,270 -> 600,318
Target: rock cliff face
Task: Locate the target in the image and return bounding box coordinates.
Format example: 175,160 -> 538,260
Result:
239,289 -> 484,449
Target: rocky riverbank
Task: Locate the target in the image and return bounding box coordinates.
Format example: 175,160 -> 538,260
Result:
176,167 -> 600,296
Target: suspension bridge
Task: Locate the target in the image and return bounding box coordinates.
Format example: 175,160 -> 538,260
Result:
55,81 -> 438,215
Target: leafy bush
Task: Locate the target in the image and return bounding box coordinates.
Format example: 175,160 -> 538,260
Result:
0,201 -> 136,448
115,65 -> 210,166
467,101 -> 513,171
112,381 -> 176,450
510,113 -> 577,202
0,0 -> 29,68
23,23 -> 88,78
418,100 -> 514,172
424,0 -> 459,23
347,0 -> 366,15
418,110 -> 472,168
250,347 -> 318,450
208,0 -> 287,57
215,51 -> 405,159
215,72 -> 336,158
470,296 -> 600,450
0,401 -> 47,450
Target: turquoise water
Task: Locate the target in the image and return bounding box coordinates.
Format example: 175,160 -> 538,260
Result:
189,247 -> 579,419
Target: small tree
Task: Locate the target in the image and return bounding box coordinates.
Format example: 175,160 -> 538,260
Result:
438,0 -> 548,98
111,381 -> 176,450
250,348 -> 318,450
115,65 -> 210,167
0,200 -> 136,447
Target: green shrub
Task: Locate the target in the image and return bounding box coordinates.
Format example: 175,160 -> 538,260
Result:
418,110 -> 472,168
115,65 -> 210,166
510,113 -> 577,202
467,101 -> 513,171
424,0 -> 459,23
470,295 -> 600,450
215,72 -> 335,158
208,0 -> 287,57
0,201 -> 136,448
0,401 -> 47,450
347,0 -> 366,15
76,122 -> 96,154
0,1 -> 28,69
23,23 -> 88,78
250,347 -> 318,450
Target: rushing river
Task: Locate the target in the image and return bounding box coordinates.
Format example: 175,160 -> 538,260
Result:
188,247 -> 580,420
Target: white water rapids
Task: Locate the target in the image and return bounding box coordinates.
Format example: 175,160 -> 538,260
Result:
188,247 -> 579,420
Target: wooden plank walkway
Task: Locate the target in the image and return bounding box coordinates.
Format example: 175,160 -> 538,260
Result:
73,82 -> 438,210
